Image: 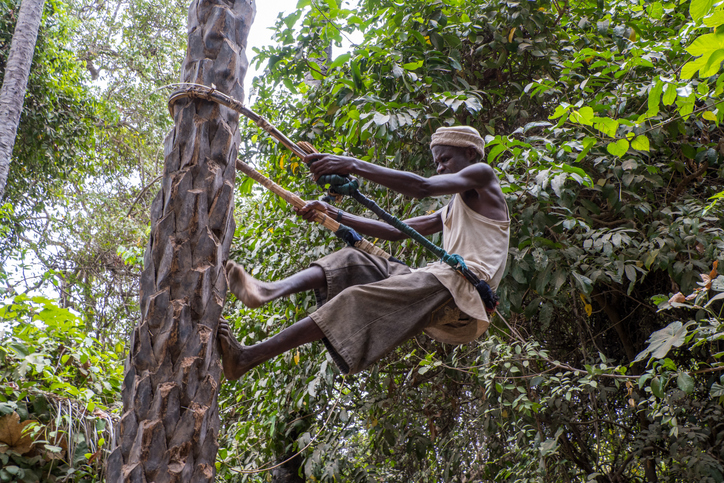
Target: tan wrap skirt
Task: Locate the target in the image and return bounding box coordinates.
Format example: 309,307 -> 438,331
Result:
309,248 -> 471,374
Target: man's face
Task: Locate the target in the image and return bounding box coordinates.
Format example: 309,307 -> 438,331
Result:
431,145 -> 477,175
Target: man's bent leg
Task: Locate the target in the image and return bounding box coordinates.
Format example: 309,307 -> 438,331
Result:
226,261 -> 325,308
310,271 -> 452,375
218,317 -> 325,380
311,247 -> 411,306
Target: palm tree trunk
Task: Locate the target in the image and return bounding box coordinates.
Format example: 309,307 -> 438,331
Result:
106,0 -> 255,481
0,0 -> 46,199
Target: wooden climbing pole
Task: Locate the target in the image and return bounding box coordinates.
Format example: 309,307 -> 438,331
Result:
106,0 -> 256,481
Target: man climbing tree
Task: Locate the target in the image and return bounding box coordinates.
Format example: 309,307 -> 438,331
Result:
219,126 -> 510,377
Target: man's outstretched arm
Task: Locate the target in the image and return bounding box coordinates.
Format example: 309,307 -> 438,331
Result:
295,200 -> 442,241
303,153 -> 495,199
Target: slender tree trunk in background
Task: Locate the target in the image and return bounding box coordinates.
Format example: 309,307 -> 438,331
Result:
0,0 -> 45,199
106,0 -> 255,481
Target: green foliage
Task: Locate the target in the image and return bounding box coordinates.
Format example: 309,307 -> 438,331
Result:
217,0 -> 724,481
4,0 -> 724,478
0,0 -> 103,214
1,0 -> 185,345
0,295 -> 123,482
0,0 -> 188,478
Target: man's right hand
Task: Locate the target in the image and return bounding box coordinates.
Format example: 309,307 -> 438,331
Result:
294,200 -> 336,223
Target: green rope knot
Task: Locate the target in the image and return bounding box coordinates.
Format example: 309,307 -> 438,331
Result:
316,174 -> 359,195
442,253 -> 467,271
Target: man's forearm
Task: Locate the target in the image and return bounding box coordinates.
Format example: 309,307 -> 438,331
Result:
351,161 -> 430,199
333,209 -> 408,241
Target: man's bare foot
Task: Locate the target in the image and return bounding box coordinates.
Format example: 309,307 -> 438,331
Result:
225,261 -> 272,308
217,319 -> 256,380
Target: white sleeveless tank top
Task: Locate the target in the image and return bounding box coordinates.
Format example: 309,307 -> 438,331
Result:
416,193 -> 510,344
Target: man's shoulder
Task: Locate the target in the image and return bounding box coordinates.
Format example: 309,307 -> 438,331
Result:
462,163 -> 498,187
462,162 -> 494,176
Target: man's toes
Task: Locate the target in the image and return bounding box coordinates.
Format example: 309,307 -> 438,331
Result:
225,264 -> 246,300
226,261 -> 244,281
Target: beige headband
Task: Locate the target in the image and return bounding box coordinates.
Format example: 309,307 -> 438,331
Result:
430,126 -> 485,158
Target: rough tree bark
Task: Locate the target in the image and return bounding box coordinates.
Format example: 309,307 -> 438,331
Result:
0,0 -> 46,199
106,0 -> 255,481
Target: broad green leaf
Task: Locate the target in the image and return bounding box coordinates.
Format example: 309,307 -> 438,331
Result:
402,60 -> 424,70
308,60 -> 324,80
703,110 -> 718,123
575,137 -> 597,163
328,53 -> 351,70
593,117 -> 619,137
686,32 -> 724,57
663,83 -> 677,105
283,10 -> 303,28
350,60 -> 363,90
677,93 -> 696,118
651,377 -> 665,398
647,80 -> 664,116
677,372 -> 695,394
690,0 -> 715,20
606,139 -> 629,157
556,163 -> 593,186
648,1 -> 664,19
645,249 -> 660,269
631,135 -> 650,151
410,31 -> 427,47
487,144 -> 507,163
570,106 -> 594,126
701,49 -> 724,77
704,8 -> 724,27
549,104 -> 571,120
681,55 -> 709,79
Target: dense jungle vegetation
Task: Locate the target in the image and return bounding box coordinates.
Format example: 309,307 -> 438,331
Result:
1,0 -> 724,481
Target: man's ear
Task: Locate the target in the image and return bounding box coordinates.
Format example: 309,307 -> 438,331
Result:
465,146 -> 479,163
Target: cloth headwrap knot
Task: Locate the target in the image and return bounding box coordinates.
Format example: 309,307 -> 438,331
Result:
430,126 -> 485,158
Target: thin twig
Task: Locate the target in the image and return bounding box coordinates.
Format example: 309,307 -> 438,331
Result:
230,375 -> 347,475
126,174 -> 162,218
310,0 -> 359,48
